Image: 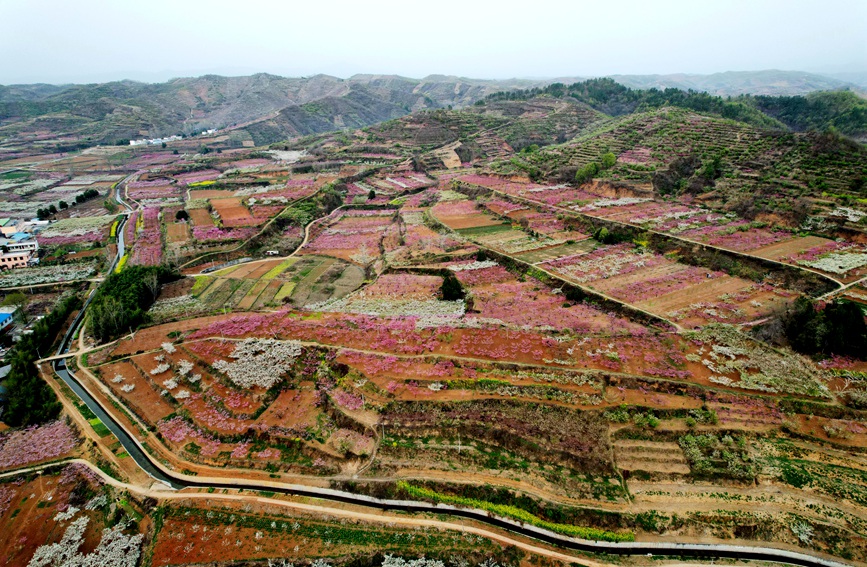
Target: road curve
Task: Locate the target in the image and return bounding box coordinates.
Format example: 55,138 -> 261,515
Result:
49,305 -> 854,567
45,188 -> 854,567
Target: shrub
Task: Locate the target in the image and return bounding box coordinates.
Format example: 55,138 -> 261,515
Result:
603,407 -> 630,423
633,413 -> 660,428
679,433 -> 756,480
575,162 -> 599,184
441,272 -> 465,301
397,482 -> 634,542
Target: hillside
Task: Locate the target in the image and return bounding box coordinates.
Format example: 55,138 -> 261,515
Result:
2,71 -> 865,150
747,90 -> 867,140
609,69 -> 859,96
2,72 -> 867,567
485,78 -> 867,140
0,73 -> 561,147
241,85 -> 420,145
493,105 -> 867,219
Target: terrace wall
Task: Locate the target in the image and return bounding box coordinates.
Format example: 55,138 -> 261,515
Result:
454,181 -> 839,297
420,209 -> 673,330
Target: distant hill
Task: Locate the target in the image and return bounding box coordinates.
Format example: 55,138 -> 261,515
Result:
1,70 -> 864,148
0,83 -> 72,102
484,78 -> 867,140
0,74 -> 560,146
608,70 -> 859,97
823,71 -> 867,90
747,90 -> 867,140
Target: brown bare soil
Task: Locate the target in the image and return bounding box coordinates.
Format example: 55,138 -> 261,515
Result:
189,189 -> 235,200
793,414 -> 867,448
257,389 -> 320,430
513,238 -> 594,264
750,235 -> 833,261
236,280 -> 269,310
245,260 -> 283,279
0,474 -> 111,567
211,197 -> 253,223
66,248 -> 103,260
187,208 -> 213,226
157,278 -> 195,300
435,208 -> 504,230
165,222 -> 190,244
252,280 -> 283,309
52,195 -> 111,220
109,314 -> 229,356
614,440 -> 691,475
634,276 -> 788,327
99,360 -> 175,424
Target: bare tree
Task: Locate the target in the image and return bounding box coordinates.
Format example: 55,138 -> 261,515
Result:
103,245 -> 115,267
143,270 -> 160,300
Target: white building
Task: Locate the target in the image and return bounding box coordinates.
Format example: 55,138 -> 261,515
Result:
129,134 -> 184,146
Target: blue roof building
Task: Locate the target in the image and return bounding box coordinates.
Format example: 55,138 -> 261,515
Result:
0,313 -> 12,333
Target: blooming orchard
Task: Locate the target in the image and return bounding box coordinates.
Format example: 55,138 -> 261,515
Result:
213,338 -> 303,389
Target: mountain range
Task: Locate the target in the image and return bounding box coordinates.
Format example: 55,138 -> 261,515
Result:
0,70 -> 863,148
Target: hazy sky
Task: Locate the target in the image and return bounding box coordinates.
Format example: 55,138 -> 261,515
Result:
1,0 -> 865,84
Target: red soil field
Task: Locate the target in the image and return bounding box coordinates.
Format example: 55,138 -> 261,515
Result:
750,235 -> 833,261
165,222 -> 190,243
0,472 -> 113,567
187,208 -> 214,227
211,198 -> 253,224
99,360 -> 175,424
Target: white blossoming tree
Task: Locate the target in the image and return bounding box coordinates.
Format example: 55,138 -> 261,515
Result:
212,338 -> 303,389
27,516 -> 143,567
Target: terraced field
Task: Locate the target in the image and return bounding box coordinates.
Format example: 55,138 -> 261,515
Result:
192,255 -> 365,311
5,80 -> 867,567
614,440 -> 691,475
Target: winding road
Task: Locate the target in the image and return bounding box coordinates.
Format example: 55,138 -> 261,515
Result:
39,176 -> 855,567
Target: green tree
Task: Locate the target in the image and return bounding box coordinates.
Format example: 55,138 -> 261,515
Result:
441,273 -> 464,301
784,297 -> 867,359
367,189 -> 376,200
175,210 -> 189,221
701,155 -> 723,179
575,162 -> 599,184
593,227 -> 610,243
3,351 -> 61,426
2,294 -> 81,426
87,266 -> 176,342
600,152 -> 617,169
48,204 -> 57,215
59,200 -> 68,210
824,301 -> 867,357
1,292 -> 27,308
